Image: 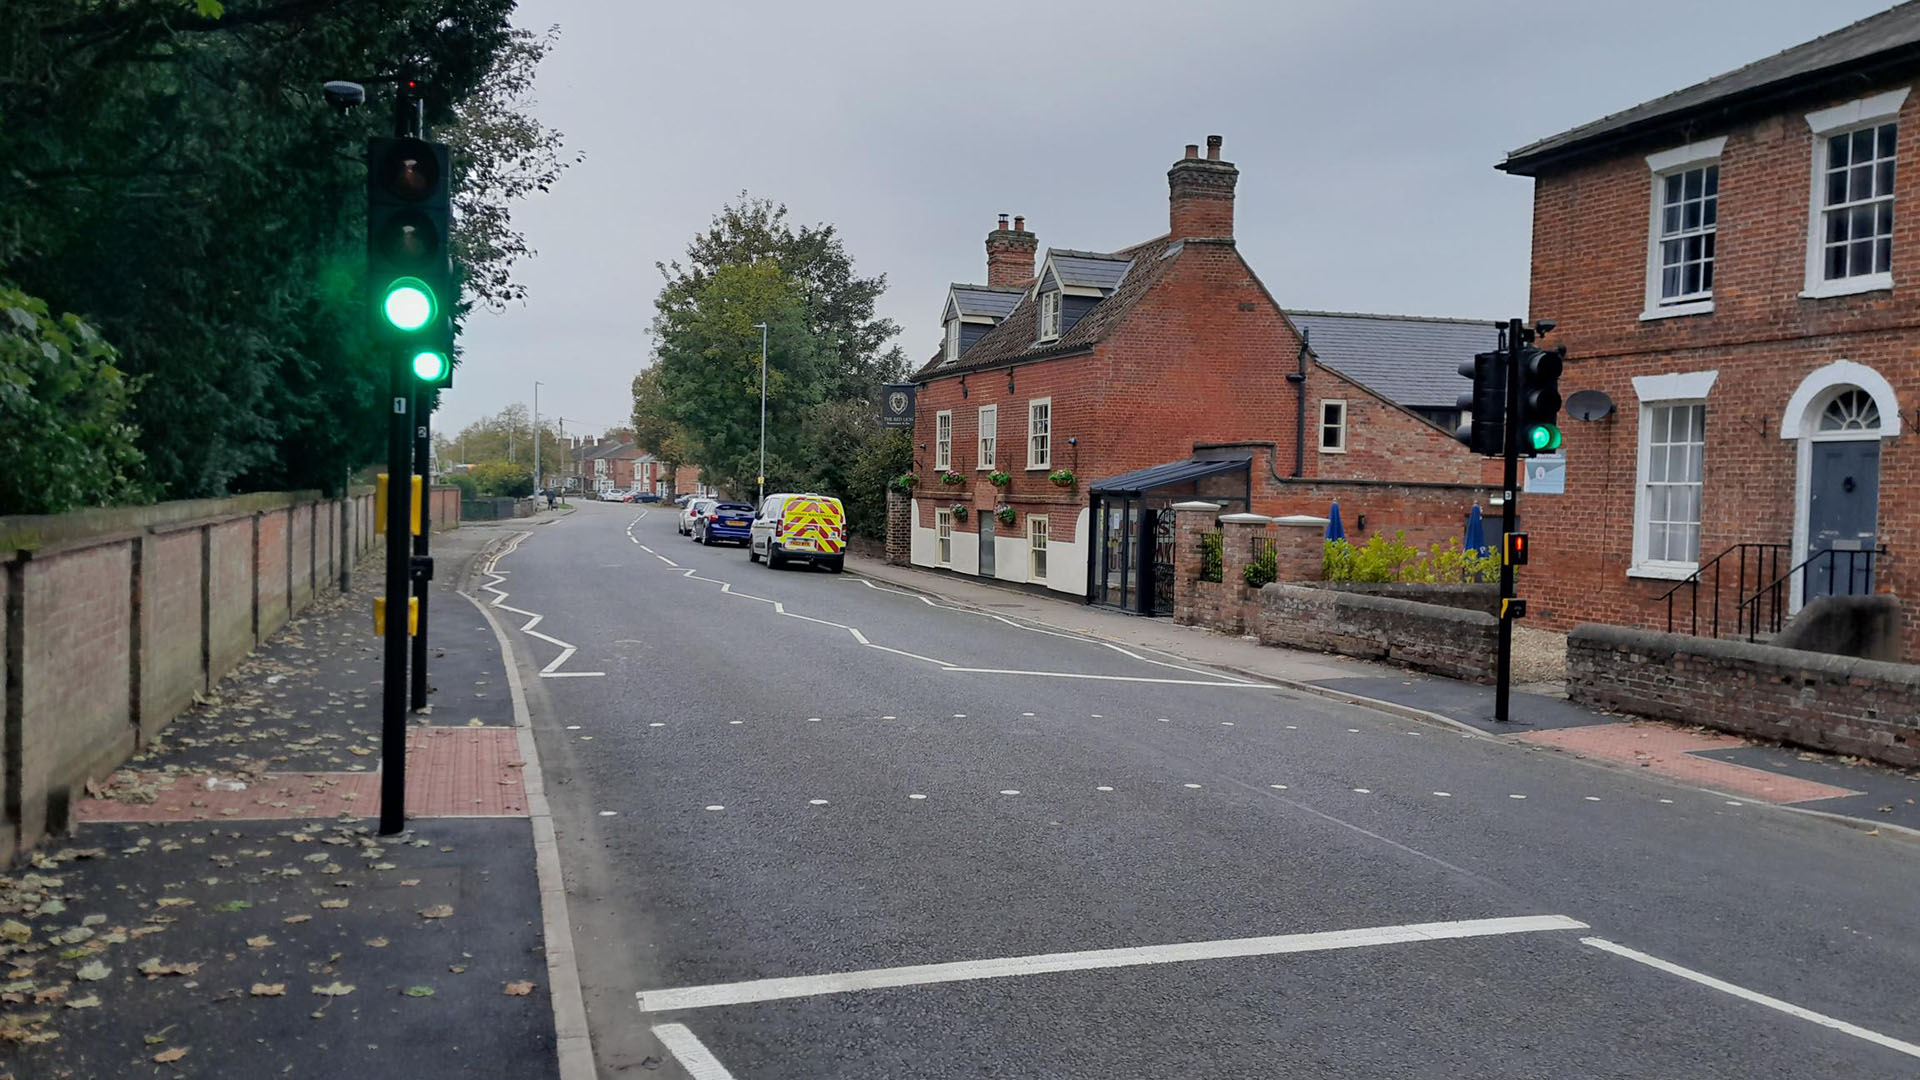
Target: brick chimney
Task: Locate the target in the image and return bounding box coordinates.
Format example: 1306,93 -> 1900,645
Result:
1168,135 -> 1237,240
985,213 -> 1037,287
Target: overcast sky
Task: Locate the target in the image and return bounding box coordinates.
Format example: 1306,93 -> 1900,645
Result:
446,0 -> 1893,436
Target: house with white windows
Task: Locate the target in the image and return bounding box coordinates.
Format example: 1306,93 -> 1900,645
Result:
1497,1 -> 1918,658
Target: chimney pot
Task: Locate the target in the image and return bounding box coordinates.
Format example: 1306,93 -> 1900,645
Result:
997,213 -> 1009,230
1168,135 -> 1238,240
1185,143 -> 1199,159
1013,215 -> 1025,232
1206,135 -> 1223,161
985,215 -> 1037,287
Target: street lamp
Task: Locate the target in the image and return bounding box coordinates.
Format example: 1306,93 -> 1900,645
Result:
753,322 -> 768,504
532,380 -> 543,497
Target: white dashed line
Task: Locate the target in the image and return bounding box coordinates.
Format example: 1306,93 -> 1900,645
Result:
1434,792 -> 1452,797
1353,788 -> 1372,794
1183,783 -> 1202,790
598,810 -> 617,817
1509,794 -> 1527,800
1097,786 -> 1115,792
1000,790 -> 1020,796
651,1022 -> 738,1079
908,793 -> 927,800
809,799 -> 829,806
1270,785 -> 1289,790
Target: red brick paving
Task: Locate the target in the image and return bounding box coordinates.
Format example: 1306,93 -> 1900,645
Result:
1517,723 -> 1862,804
77,726 -> 527,823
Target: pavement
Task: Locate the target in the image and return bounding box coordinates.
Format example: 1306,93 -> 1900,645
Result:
491,502 -> 1920,1078
0,518 -> 573,1078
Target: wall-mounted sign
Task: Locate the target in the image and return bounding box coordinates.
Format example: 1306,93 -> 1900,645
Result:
1524,454 -> 1566,495
879,383 -> 916,429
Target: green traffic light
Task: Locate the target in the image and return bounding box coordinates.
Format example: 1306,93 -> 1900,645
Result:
381,278 -> 435,331
1527,424 -> 1563,452
411,350 -> 449,382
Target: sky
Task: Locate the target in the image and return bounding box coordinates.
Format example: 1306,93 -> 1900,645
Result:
445,0 -> 1896,436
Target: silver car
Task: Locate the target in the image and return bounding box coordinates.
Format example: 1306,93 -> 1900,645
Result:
678,497 -> 716,535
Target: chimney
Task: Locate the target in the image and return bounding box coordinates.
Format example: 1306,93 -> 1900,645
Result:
985,213 -> 1037,287
1168,134 -> 1238,240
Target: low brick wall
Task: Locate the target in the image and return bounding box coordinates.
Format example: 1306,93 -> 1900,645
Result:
1311,582 -> 1500,616
1,490 -> 381,857
1567,624 -> 1920,769
1257,584 -> 1498,682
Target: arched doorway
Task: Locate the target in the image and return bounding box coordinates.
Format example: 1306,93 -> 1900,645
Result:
1781,360 -> 1902,609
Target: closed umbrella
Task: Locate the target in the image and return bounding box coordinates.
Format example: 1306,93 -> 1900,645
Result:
1325,501 -> 1345,542
1464,504 -> 1488,557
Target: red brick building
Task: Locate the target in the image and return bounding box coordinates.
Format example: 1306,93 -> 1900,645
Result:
909,136 -> 1497,612
1500,3 -> 1917,657
565,437 -> 650,494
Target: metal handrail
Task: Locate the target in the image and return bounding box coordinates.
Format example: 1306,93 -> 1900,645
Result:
1659,542 -> 1789,638
1736,545 -> 1887,641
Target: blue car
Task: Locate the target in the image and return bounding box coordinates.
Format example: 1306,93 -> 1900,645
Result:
693,501 -> 756,546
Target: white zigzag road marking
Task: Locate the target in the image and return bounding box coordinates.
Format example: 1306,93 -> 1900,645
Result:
481,530 -> 604,678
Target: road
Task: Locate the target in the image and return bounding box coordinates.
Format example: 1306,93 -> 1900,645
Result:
488,501 -> 1920,1079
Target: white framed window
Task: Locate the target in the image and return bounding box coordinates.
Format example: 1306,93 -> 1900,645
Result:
1038,289 -> 1061,341
1027,515 -> 1049,581
977,405 -> 996,470
935,509 -> 953,567
944,319 -> 960,363
1628,369 -> 1717,578
1803,89 -> 1907,298
935,410 -> 952,470
1026,398 -> 1051,469
1318,400 -> 1347,453
1641,138 -> 1726,319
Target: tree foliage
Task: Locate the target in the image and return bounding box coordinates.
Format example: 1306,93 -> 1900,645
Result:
0,1 -> 573,503
641,197 -> 910,534
0,284 -> 149,514
436,402 -> 567,486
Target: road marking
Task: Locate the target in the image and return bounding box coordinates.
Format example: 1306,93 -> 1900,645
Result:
1433,791 -> 1451,797
941,668 -> 1269,687
636,915 -> 1589,1013
809,799 -> 829,806
1000,789 -> 1020,796
1582,937 -> 1920,1060
1097,786 -> 1114,792
479,532 -> 605,678
657,555 -> 678,567
704,805 -> 724,812
651,1023 -> 737,1080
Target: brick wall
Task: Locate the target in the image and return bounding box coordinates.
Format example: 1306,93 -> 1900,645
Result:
1568,623 -> 1920,769
1256,584 -> 1497,682
1,491 -> 378,856
884,489 -> 911,565
1521,74 -> 1920,658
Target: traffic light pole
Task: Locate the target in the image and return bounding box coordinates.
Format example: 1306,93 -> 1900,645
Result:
378,82 -> 415,836
1494,317 -> 1522,724
410,387 -> 432,711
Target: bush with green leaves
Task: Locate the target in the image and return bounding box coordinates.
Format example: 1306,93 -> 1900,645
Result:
1244,546 -> 1278,589
444,472 -> 480,500
1322,532 -> 1495,584
1199,531 -> 1224,583
469,461 -> 533,498
0,285 -> 148,515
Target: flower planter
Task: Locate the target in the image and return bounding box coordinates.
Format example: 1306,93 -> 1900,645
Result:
995,506 -> 1016,525
951,504 -> 970,521
939,471 -> 966,486
1047,470 -> 1076,488
988,471 -> 1013,489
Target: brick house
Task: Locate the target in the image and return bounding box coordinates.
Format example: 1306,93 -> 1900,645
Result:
564,437 -> 650,494
908,136 -> 1498,612
1499,3 -> 1918,657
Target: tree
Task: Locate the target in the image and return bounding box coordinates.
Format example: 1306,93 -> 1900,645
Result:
0,284 -> 149,515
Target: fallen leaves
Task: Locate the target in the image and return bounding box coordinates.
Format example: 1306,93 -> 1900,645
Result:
64,994 -> 101,1009
0,920 -> 30,943
75,960 -> 111,982
310,981 -> 355,997
418,904 -> 453,920
503,980 -> 534,996
403,985 -> 435,997
137,958 -> 201,978
364,937 -> 388,949
246,935 -> 275,949
250,983 -> 286,997
153,1046 -> 189,1063
282,914 -> 312,924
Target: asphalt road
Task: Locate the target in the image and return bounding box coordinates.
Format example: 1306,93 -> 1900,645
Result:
494,502 -> 1920,1079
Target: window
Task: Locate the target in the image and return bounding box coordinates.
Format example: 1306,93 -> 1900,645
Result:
935,410 -> 952,470
977,405 -> 996,469
1657,165 -> 1718,303
1027,398 -> 1051,469
1028,515 -> 1049,581
1803,89 -> 1907,298
1819,387 -> 1883,432
944,318 -> 960,363
1038,289 -> 1061,340
935,509 -> 953,567
1318,400 -> 1347,452
1639,402 -> 1706,568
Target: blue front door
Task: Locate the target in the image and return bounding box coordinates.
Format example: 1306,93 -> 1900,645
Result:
1806,439 -> 1879,598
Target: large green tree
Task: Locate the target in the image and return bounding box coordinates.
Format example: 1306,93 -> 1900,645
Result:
1,1 -> 571,504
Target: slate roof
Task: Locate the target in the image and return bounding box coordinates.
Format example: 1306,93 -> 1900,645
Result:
948,284 -> 1025,320
915,235 -> 1178,379
1046,250 -> 1133,291
1287,311 -> 1500,411
1502,2 -> 1920,175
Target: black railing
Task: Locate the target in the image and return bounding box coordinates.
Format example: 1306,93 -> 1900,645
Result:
1659,542 -> 1789,638
1736,546 -> 1887,640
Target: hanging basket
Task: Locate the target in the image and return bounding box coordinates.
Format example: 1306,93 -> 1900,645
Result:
988,470 -> 1013,488
951,503 -> 970,521
995,505 -> 1016,525
1047,469 -> 1076,488
939,471 -> 967,486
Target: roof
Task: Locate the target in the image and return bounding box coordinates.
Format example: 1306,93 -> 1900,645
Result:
915,234 -> 1178,379
1089,456 -> 1249,496
1502,2 -> 1920,175
1046,250 -> 1133,291
948,284 -> 1024,320
1287,311 -> 1500,410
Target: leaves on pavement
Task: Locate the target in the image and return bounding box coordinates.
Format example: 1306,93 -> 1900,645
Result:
250,983 -> 286,997
403,985 -> 435,997
419,904 -> 453,919
153,1046 -> 189,1063
137,958 -> 200,977
75,960 -> 111,981
311,981 -> 355,996
246,935 -> 275,949
503,980 -> 534,996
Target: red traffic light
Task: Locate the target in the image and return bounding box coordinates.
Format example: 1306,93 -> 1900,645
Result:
374,137 -> 441,201
1504,532 -> 1530,566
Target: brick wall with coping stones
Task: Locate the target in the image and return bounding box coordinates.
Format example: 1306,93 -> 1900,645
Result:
884,489 -> 911,565
1257,584 -> 1498,682
1523,74 -> 1920,659
1568,623 -> 1920,769
4,491 -> 381,856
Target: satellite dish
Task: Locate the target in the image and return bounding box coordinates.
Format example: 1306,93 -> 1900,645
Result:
1566,389 -> 1616,421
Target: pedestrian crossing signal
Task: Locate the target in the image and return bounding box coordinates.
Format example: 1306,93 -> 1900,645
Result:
1504,531 -> 1529,566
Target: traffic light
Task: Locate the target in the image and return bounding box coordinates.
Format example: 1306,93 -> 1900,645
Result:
1455,350 -> 1506,456
1517,345 -> 1565,455
367,136 -> 455,388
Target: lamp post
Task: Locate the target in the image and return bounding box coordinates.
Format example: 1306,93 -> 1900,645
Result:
532,380 -> 543,496
753,322 -> 768,504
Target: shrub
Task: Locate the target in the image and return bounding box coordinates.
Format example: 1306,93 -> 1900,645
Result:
1199,531 -> 1224,583
470,461 -> 533,498
1244,546 -> 1278,589
1322,533 -> 1496,584
445,473 -> 479,500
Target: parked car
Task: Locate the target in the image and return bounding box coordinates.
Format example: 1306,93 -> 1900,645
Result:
673,493 -> 696,508
598,489 -> 626,502
748,492 -> 847,572
693,501 -> 755,546
636,492 -> 663,503
678,497 -> 717,535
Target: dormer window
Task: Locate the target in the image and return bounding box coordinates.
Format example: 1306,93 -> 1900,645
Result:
1038,289 -> 1062,341
944,318 -> 961,363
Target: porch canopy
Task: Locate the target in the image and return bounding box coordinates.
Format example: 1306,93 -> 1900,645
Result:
1089,456 -> 1251,507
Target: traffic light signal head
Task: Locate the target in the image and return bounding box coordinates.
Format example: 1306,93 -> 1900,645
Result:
1518,345 -> 1565,456
368,136 -> 455,388
1455,350 -> 1506,457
